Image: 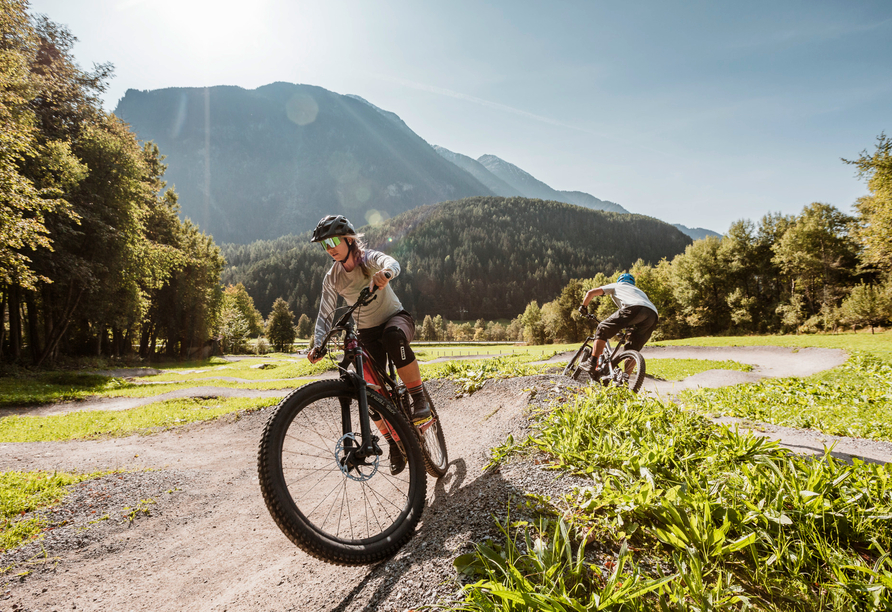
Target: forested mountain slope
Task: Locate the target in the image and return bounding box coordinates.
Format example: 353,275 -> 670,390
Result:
222,196 -> 691,321
115,83 -> 494,243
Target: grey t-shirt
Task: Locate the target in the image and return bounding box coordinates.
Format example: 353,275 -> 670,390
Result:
601,282 -> 659,316
313,249 -> 403,348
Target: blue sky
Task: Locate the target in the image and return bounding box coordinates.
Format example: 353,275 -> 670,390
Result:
27,0 -> 892,233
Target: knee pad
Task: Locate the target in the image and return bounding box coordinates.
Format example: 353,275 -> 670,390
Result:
382,326 -> 415,368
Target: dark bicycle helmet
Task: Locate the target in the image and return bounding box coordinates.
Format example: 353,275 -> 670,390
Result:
617,273 -> 636,285
311,215 -> 356,242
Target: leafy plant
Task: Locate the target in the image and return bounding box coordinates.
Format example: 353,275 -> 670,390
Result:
423,355 -> 550,394
464,385 -> 892,610
680,353 -> 892,441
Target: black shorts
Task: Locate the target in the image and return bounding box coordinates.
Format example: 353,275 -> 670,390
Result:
358,311 -> 416,370
595,305 -> 658,352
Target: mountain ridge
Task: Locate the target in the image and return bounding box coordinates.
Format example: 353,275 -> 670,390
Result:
116,81 -> 719,242
115,83 -> 495,243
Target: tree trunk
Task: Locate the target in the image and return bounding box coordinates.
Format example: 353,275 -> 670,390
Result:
25,292 -> 41,364
0,289 -> 6,361
139,324 -> 152,358
8,284 -> 22,361
123,328 -> 134,356
112,326 -> 124,357
36,284 -> 84,368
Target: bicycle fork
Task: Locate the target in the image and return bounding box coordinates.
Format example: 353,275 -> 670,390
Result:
338,351 -> 383,472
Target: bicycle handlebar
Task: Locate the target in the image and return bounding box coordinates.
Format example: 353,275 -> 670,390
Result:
313,270 -> 395,358
577,306 -> 601,324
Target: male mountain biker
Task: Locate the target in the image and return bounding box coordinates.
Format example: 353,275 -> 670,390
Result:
307,214 -> 430,474
579,273 -> 659,378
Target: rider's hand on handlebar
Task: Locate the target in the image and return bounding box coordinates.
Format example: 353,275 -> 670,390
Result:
368,270 -> 393,293
307,346 -> 327,363
577,305 -> 587,315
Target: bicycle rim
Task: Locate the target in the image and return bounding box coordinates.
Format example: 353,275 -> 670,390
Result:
257,380 -> 426,565
610,350 -> 646,393
416,387 -> 448,478
571,347 -> 593,381
563,343 -> 590,378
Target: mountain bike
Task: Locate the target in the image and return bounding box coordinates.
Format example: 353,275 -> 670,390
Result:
257,283 -> 447,565
562,312 -> 647,393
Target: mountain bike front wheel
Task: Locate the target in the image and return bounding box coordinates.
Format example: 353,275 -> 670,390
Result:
257,379 -> 426,565
563,344 -> 592,380
609,350 -> 646,393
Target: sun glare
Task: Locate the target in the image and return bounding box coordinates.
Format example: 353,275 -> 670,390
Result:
118,0 -> 271,60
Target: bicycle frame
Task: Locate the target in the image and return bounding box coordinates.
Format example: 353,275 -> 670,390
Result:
576,314 -> 631,373
316,285 -> 416,467
312,287 -> 388,468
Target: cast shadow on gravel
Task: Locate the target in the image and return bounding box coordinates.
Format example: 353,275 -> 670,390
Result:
327,456 -> 539,612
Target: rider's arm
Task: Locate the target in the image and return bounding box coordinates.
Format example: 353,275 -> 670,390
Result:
582,287 -> 605,307
366,250 -> 400,290
309,274 -> 338,360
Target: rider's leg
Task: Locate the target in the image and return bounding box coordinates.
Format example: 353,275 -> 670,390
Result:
591,339 -> 607,369
624,308 -> 659,375
396,360 -> 431,422
383,324 -> 431,423
593,310 -> 628,376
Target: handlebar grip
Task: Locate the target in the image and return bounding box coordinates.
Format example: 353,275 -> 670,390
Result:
311,346 -> 328,360
368,270 -> 393,294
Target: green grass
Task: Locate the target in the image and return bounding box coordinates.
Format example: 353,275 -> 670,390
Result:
0,372 -> 130,408
0,396 -> 279,442
647,358 -> 752,381
421,354 -> 554,393
145,357 -> 334,382
681,352 -> 892,442
1,470 -> 107,551
415,343 -> 562,360
0,357 -> 334,408
652,329 -> 892,360
456,386 -> 892,610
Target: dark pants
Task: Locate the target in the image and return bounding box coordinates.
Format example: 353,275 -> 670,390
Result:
358,311 -> 416,371
595,305 -> 658,351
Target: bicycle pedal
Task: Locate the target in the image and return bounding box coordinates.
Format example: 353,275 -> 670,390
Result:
413,414 -> 434,428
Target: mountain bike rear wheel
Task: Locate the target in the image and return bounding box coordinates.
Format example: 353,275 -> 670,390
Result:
609,350 -> 646,393
258,379 -> 426,565
415,386 -> 448,478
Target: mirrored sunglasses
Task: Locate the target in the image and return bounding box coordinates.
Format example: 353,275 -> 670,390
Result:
320,236 -> 342,250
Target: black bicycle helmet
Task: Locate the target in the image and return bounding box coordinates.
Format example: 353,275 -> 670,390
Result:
311,215 -> 356,242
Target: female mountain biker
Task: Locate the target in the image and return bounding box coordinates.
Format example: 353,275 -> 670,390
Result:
307,214 -> 430,472
580,272 -> 659,377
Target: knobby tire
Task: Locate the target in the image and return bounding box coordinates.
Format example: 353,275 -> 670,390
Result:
609,350 -> 646,393
257,379 -> 426,565
415,386 -> 448,478
563,343 -> 592,380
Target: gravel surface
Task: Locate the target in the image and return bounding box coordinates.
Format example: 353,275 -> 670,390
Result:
0,346 -> 885,611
